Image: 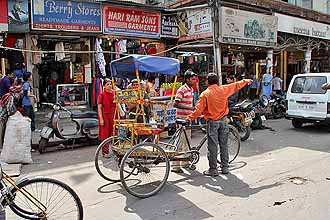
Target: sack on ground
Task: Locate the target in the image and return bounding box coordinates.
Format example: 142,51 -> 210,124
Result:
0,112 -> 33,164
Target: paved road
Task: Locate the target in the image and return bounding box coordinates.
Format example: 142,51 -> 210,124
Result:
6,119 -> 330,219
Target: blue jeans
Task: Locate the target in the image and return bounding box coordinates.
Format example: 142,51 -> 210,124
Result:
207,117 -> 229,170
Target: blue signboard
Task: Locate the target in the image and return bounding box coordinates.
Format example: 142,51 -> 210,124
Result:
31,0 -> 102,32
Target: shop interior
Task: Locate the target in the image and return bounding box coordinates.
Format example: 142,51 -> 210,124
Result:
35,35 -> 91,106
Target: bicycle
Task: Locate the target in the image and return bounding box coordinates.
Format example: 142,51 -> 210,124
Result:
0,164 -> 83,219
95,119 -> 240,192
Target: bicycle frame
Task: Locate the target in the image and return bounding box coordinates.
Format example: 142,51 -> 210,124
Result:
0,172 -> 47,219
157,123 -> 207,161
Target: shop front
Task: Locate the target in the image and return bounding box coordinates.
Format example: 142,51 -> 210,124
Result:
100,4 -> 167,87
176,7 -> 213,91
101,4 -> 164,66
29,0 -> 102,108
219,6 -> 278,93
275,13 -> 330,90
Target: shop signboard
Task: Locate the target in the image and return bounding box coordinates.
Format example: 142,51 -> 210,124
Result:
31,0 -> 102,32
103,6 -> 161,39
0,1 -> 8,32
161,14 -> 179,38
8,0 -> 29,33
275,13 -> 330,40
220,7 -> 278,47
178,8 -> 212,41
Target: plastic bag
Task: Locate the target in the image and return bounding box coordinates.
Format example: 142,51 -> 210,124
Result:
0,112 -> 33,164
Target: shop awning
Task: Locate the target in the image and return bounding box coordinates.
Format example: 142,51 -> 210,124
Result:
110,55 -> 180,79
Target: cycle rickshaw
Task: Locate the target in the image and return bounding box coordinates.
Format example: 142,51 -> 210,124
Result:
94,55 -> 240,198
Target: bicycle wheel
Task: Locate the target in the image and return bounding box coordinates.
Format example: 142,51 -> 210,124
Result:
120,142 -> 170,198
9,177 -> 83,220
227,125 -> 241,163
95,136 -> 131,182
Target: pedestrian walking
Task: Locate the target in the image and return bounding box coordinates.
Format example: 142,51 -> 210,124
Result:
172,71 -> 197,173
272,73 -> 283,95
0,85 -> 22,148
249,72 -> 259,100
187,73 -> 252,176
261,72 -> 273,99
22,72 -> 36,131
98,78 -> 116,142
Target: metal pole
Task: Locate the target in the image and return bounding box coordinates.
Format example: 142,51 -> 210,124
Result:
210,0 -> 222,84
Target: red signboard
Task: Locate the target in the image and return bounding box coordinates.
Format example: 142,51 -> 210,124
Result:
103,6 -> 160,39
0,1 -> 8,31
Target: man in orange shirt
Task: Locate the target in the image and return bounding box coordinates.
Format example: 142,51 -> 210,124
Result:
187,73 -> 252,176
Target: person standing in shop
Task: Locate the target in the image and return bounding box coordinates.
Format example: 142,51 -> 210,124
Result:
226,75 -> 239,107
22,72 -> 36,131
98,78 -> 116,143
272,73 -> 283,95
249,72 -> 259,100
172,71 -> 197,173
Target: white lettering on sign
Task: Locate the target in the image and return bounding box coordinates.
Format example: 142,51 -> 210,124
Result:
46,0 -> 73,19
108,12 -> 125,22
141,16 -> 156,25
45,0 -> 100,19
126,14 -> 140,23
76,3 -> 101,17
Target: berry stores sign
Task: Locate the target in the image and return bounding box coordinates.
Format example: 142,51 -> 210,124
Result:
103,6 -> 161,39
31,0 -> 102,32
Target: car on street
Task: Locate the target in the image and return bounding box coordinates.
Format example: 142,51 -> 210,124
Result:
285,72 -> 330,128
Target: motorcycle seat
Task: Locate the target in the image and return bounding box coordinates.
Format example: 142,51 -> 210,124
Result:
72,111 -> 98,119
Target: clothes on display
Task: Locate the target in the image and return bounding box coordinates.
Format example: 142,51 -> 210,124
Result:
95,38 -> 106,77
55,42 -> 65,61
31,37 -> 42,65
115,41 -> 120,59
118,39 -> 127,53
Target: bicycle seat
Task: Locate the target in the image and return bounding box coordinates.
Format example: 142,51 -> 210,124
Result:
176,119 -> 188,126
72,111 -> 98,119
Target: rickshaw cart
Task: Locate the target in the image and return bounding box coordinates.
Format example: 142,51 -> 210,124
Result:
94,55 -> 238,199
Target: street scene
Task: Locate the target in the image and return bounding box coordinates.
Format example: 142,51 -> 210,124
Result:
10,118 -> 330,220
0,0 -> 330,219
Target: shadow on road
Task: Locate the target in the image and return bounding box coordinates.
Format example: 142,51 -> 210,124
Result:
95,160 -> 279,220
169,168 -> 281,199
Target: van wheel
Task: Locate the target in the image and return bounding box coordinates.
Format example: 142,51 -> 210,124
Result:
292,119 -> 303,128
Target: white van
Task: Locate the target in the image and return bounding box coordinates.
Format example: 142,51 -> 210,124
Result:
285,73 -> 330,128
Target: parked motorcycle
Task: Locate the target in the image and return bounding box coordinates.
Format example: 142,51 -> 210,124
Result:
250,95 -> 269,129
228,100 -> 254,141
269,93 -> 287,119
39,103 -> 99,153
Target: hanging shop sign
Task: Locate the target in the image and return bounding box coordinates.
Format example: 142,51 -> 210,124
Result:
8,0 -> 29,33
31,0 -> 102,32
220,7 -> 278,47
178,8 -> 212,41
161,14 -> 179,38
103,6 -> 161,39
275,13 -> 330,40
0,1 -> 8,32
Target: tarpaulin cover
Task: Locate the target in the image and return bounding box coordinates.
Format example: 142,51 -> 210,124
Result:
110,55 -> 180,79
